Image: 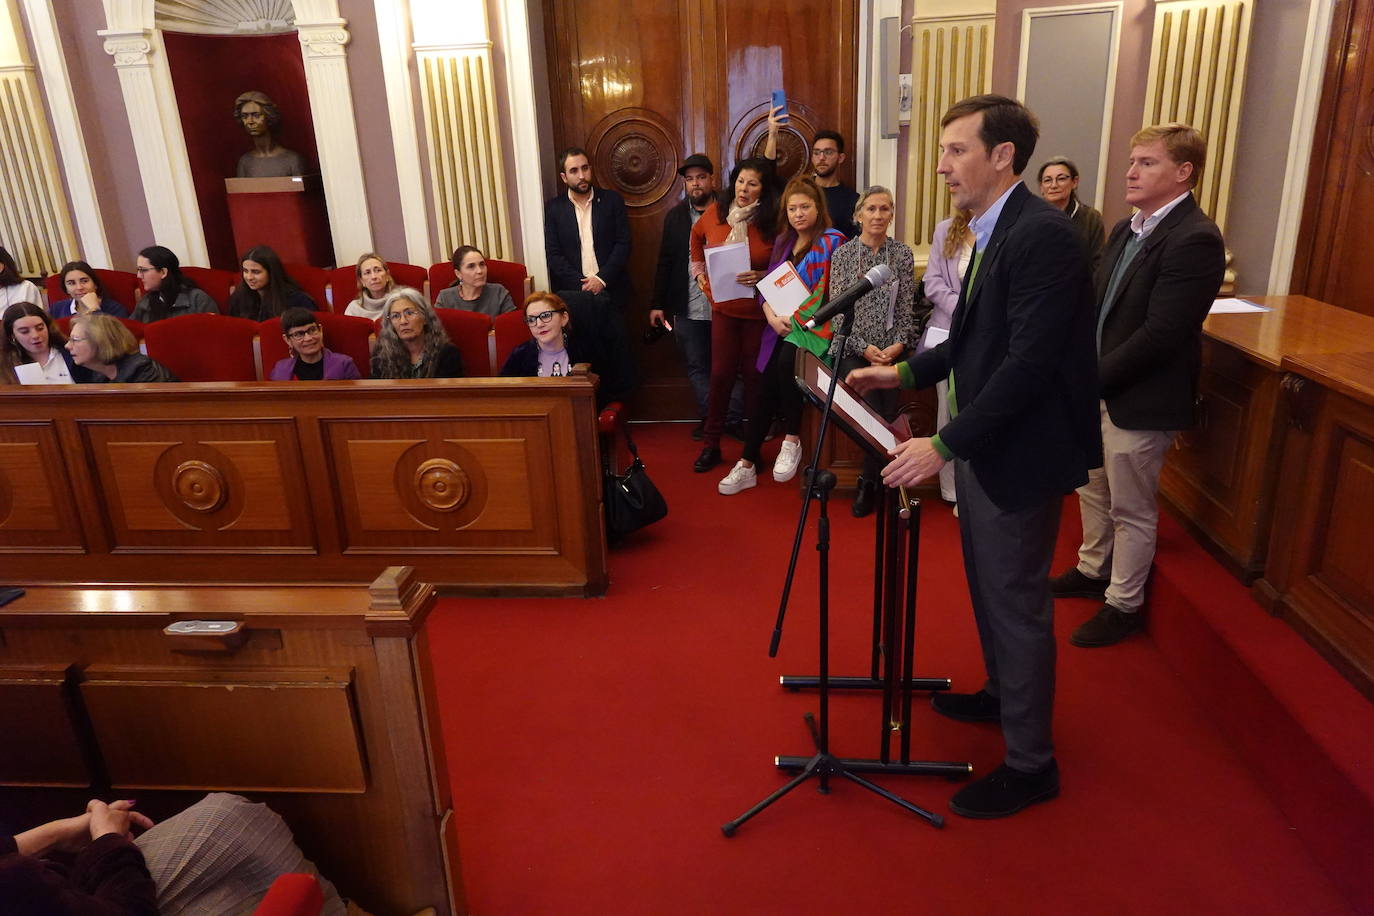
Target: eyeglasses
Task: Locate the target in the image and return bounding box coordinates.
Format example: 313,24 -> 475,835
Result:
389,308 -> 421,322
524,309 -> 565,326
285,324 -> 321,341
68,335 -> 86,343
134,266 -> 159,274
1040,175 -> 1074,185
811,148 -> 840,158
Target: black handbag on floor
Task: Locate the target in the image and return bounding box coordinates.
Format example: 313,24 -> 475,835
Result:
603,425 -> 667,536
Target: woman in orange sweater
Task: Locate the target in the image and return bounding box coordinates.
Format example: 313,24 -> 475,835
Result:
688,157 -> 779,472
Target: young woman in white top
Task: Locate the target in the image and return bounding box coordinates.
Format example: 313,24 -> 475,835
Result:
1,303 -> 77,384
0,247 -> 43,311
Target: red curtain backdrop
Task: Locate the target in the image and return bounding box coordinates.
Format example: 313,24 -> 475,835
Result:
163,31 -> 321,271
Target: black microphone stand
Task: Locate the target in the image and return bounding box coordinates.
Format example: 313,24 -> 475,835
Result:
723,304 -> 951,837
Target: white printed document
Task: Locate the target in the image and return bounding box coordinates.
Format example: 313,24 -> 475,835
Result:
14,363 -> 73,385
758,261 -> 811,317
814,363 -> 898,452
922,325 -> 950,350
704,242 -> 753,302
1209,298 -> 1270,314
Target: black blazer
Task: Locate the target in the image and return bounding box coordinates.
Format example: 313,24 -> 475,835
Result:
544,187 -> 632,301
904,183 -> 1101,511
1095,194 -> 1226,430
652,199 -> 695,318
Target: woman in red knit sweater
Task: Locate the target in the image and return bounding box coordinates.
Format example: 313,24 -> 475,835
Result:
688,157 -> 780,472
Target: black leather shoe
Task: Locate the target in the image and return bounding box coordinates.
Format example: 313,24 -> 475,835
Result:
1050,567 -> 1109,600
851,476 -> 875,518
1070,605 -> 1145,648
931,689 -> 1001,723
950,760 -> 1059,819
690,420 -> 705,441
692,447 -> 722,473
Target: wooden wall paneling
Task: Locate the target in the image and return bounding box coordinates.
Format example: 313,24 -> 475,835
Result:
1291,0 -> 1374,316
0,664 -> 90,786
0,422 -> 87,551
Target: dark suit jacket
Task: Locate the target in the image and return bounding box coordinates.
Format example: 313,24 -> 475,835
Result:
652,199 -> 695,318
1095,194 -> 1226,430
904,182 -> 1101,511
544,187 -> 632,301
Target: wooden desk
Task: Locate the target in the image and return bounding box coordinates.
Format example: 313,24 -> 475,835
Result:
1255,350 -> 1374,699
0,378 -> 607,594
0,569 -> 465,915
1159,296 -> 1374,580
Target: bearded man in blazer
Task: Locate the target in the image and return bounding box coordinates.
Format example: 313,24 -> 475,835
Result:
849,95 -> 1100,819
1050,124 -> 1226,648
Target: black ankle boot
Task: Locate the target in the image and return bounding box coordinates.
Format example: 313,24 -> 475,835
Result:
852,476 -> 875,518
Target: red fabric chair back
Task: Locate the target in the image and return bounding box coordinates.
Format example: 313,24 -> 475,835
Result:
143,314 -> 259,381
433,308 -> 492,377
56,315 -> 146,341
44,269 -> 143,311
260,312 -> 373,379
181,267 -> 237,315
429,259 -> 528,311
328,262 -> 429,312
282,263 -> 330,313
251,873 -> 323,916
493,309 -> 530,372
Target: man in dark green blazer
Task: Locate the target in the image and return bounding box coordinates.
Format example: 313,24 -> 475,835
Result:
849,95 -> 1100,819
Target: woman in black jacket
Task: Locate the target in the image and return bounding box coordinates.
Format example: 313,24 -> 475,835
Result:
67,313 -> 177,383
500,292 -> 626,407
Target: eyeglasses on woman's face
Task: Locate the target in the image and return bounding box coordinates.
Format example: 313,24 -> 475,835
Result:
389,308 -> 421,322
285,324 -> 321,341
524,309 -> 564,326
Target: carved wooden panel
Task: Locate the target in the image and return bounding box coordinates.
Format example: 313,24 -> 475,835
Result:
0,422 -> 86,550
543,0 -> 858,419
0,665 -> 89,787
83,665 -> 365,793
79,420 -> 315,552
1292,0 -> 1374,317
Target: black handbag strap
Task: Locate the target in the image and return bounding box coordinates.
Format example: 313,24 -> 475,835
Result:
619,422 -> 642,463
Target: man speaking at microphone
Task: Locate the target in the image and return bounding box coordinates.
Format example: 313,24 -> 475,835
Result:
847,95 -> 1100,819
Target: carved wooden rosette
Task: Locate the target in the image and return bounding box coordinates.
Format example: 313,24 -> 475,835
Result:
392,442 -> 487,531
731,100 -> 819,181
586,108 -> 682,209
154,443 -> 247,531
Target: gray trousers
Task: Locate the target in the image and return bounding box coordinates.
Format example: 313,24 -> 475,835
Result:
955,460 -> 1061,771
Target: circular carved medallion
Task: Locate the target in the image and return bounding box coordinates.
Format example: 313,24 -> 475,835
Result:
172,460 -> 226,513
610,135 -> 662,196
586,108 -> 682,208
414,458 -> 469,512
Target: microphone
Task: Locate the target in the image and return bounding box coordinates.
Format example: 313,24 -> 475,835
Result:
803,263 -> 893,329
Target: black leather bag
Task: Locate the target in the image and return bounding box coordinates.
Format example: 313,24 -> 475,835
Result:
603,426 -> 667,536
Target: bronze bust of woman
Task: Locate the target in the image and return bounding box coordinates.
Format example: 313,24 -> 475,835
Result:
233,90 -> 306,178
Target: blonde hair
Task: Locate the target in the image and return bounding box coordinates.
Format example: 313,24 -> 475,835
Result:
943,210 -> 974,259
1130,123 -> 1207,188
354,252 -> 395,299
72,313 -> 138,365
853,185 -> 894,221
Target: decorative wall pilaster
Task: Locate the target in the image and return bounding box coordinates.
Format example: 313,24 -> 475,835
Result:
375,1 -> 432,265
294,15 -> 373,264
0,0 -> 81,276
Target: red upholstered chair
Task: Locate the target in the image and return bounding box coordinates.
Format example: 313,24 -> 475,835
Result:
181,267 -> 237,315
433,307 -> 493,377
492,308 -> 529,372
143,314 -> 259,381
428,259 -> 529,311
282,263 -> 331,313
251,873 -> 323,916
55,315 -> 146,341
259,312 -> 373,379
44,269 -> 143,311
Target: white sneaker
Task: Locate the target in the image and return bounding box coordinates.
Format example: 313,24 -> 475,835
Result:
772,439 -> 803,483
718,460 -> 758,495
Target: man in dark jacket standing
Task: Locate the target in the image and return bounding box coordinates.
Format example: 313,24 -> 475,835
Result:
1050,123 -> 1226,648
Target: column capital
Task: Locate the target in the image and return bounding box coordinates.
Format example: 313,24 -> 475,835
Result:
297,20 -> 350,59
100,30 -> 154,68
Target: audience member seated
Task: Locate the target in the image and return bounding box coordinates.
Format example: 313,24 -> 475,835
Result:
229,245 -> 316,321
828,185 -> 921,518
501,291 -> 629,408
68,312 -> 178,383
1,303 -> 77,384
270,307 -> 362,380
1038,155 -> 1106,273
131,246 -> 218,323
0,793 -> 346,915
370,288 -> 463,379
0,246 -> 43,311
48,261 -> 130,319
343,252 -> 400,320
434,245 -> 515,317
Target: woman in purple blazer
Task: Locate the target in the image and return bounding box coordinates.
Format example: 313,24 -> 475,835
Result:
922,211 -> 973,506
268,307 -> 361,380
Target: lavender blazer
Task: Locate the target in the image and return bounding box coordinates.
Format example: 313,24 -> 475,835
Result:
269,348 -> 361,381
922,219 -> 970,350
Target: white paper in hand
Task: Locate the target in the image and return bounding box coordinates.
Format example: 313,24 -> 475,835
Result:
14,362 -> 72,385
704,243 -> 753,301
758,261 -> 811,317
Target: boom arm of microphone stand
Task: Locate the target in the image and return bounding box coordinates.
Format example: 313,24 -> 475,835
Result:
768,307 -> 856,658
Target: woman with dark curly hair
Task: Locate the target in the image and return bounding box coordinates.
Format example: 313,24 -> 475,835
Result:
369,288 -> 463,379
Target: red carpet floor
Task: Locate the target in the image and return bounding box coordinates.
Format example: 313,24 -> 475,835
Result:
424,423 -> 1355,915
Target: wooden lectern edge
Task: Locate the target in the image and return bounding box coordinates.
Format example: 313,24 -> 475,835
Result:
367,566 -> 438,636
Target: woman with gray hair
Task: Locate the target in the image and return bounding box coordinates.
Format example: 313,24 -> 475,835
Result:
1037,156 -> 1105,271
828,185 -> 920,517
369,288 -> 464,378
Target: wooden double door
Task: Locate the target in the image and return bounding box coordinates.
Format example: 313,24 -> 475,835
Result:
542,0 -> 859,419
